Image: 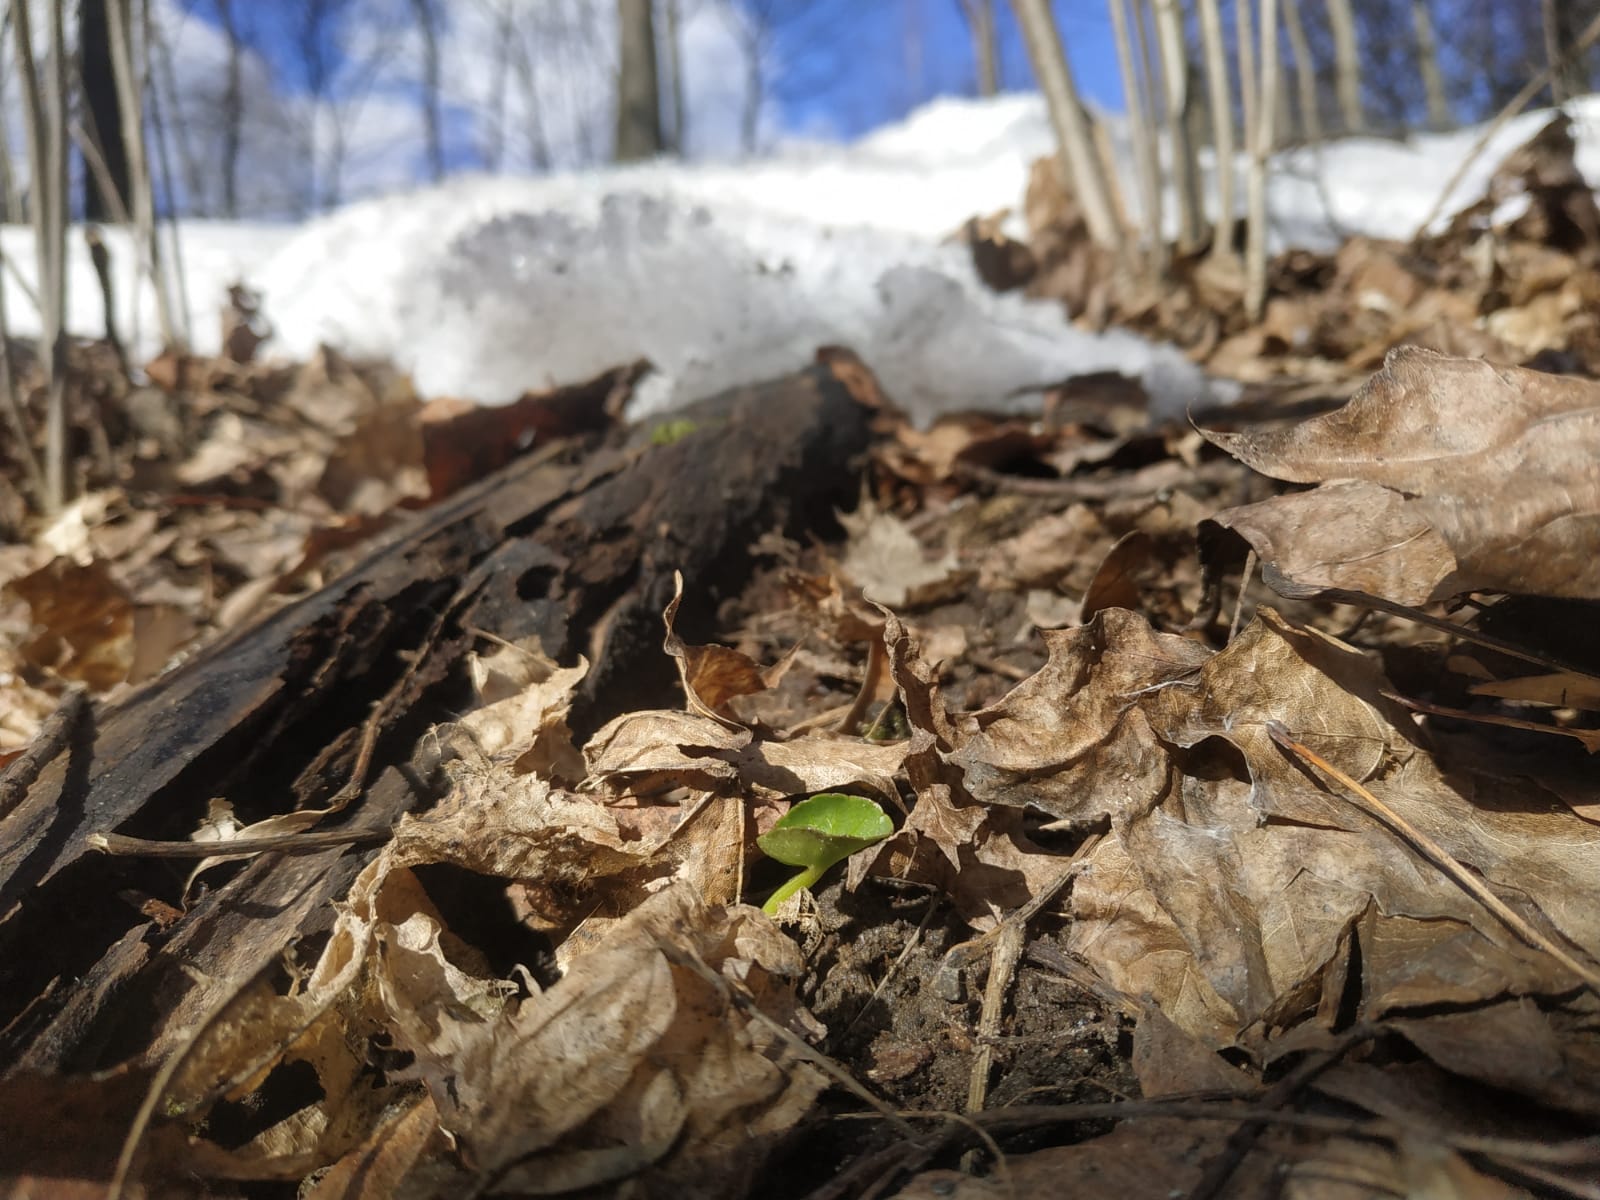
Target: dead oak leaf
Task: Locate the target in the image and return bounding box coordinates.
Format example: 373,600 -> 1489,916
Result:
1202,347 -> 1600,602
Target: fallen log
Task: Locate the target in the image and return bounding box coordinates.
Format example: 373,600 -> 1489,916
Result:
0,356 -> 877,1076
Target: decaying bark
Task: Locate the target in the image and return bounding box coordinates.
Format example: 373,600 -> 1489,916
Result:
0,358 -> 876,1075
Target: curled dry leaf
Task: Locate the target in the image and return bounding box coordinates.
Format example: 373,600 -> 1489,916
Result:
1203,347 -> 1600,603
863,609 -> 1066,928
584,707 -> 906,806
458,636 -> 588,782
949,605 -> 1600,1051
150,739 -> 825,1195
662,570 -> 771,725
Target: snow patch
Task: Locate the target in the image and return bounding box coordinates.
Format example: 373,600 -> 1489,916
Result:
6,92 -> 1600,426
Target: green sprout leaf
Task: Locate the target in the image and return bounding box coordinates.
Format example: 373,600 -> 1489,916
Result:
757,792 -> 893,916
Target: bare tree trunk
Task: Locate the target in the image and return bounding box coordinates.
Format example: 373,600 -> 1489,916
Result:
1195,0 -> 1235,259
738,22 -> 763,154
511,35 -> 552,170
216,0 -> 242,217
12,0 -> 71,513
1109,0 -> 1161,269
1544,0 -> 1591,104
959,0 -> 1000,96
615,0 -> 663,161
0,30 -> 30,497
143,0 -> 193,349
1236,0 -> 1256,175
150,6 -> 207,215
0,9 -> 22,223
481,1 -> 513,170
411,0 -> 444,180
1325,0 -> 1363,133
79,0 -> 132,220
1280,0 -> 1321,143
665,0 -> 686,153
1411,0 -> 1449,129
107,0 -> 181,350
1245,0 -> 1278,322
1011,0 -> 1122,250
1150,0 -> 1201,252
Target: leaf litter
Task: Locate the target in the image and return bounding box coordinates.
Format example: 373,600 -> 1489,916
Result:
6,120 -> 1600,1199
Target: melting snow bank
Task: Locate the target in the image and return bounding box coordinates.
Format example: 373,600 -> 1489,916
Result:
7,92 -> 1600,423
256,182 -> 1213,422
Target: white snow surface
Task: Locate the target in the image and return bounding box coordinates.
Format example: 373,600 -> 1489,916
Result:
7,93 -> 1600,424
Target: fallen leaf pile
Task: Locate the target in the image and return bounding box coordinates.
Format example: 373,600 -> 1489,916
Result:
1016,111 -> 1600,394
0,338 -> 635,758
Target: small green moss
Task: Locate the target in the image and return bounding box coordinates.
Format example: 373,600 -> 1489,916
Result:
649,418 -> 700,447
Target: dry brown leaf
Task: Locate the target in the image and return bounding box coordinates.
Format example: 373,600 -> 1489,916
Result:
7,557 -> 135,691
1207,479 -> 1460,606
662,571 -> 770,724
460,637 -> 588,782
838,497 -> 970,609
1203,347 -> 1600,602
865,610 -> 1065,927
949,605 -> 1600,1047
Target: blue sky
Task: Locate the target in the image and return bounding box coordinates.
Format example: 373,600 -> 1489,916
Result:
772,0 -> 1124,138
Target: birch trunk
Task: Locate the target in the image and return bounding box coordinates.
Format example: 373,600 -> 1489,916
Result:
1150,0 -> 1202,251
10,0 -> 69,513
1195,0 -> 1235,259
1011,0 -> 1123,251
1411,0 -> 1449,128
1109,0 -> 1161,269
107,0 -> 181,349
1245,0 -> 1278,322
1280,0 -> 1322,143
1325,0 -> 1363,133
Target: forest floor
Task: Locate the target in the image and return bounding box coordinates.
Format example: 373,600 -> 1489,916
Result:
1,115 -> 1599,1199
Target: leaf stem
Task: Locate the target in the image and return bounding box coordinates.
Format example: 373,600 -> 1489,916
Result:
762,863 -> 827,916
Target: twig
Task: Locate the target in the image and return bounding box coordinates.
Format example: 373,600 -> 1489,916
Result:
1267,720 -> 1600,996
844,895 -> 940,1036
961,839 -> 1100,1137
1187,1024 -> 1379,1200
70,119 -> 133,223
955,458 -> 1240,500
1382,689 -> 1600,753
1279,583 -> 1600,685
1227,547 -> 1256,643
88,826 -> 392,858
876,1097 -> 1600,1168
0,685 -> 88,818
1412,8 -> 1600,239
966,920 -> 1025,1117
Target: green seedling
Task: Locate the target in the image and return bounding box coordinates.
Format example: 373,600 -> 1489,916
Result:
758,792 -> 893,916
649,417 -> 700,446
